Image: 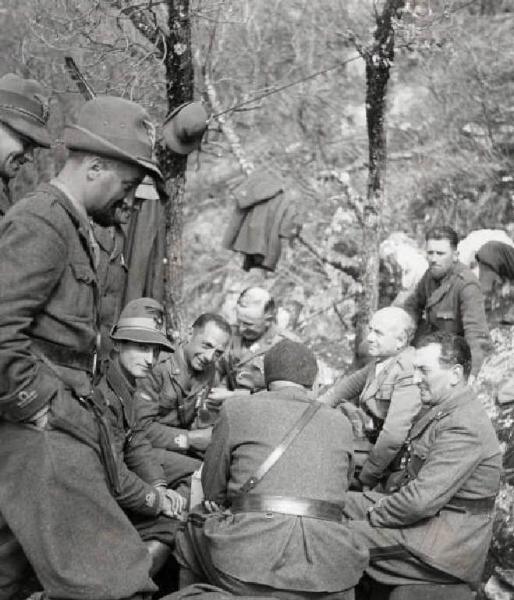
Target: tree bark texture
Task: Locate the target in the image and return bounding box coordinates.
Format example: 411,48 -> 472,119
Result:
354,0 -> 405,357
159,0 -> 194,334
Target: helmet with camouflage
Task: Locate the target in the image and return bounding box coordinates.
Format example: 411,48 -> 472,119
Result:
111,297 -> 173,351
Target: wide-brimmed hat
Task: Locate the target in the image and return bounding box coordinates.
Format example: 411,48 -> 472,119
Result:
64,95 -> 162,180
163,101 -> 208,155
0,73 -> 51,148
111,297 -> 173,351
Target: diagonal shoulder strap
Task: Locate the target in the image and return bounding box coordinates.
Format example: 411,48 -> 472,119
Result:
238,401 -> 322,495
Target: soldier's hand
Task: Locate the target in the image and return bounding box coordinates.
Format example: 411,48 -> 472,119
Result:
202,500 -> 221,513
187,428 -> 212,451
165,489 -> 187,515
27,407 -> 49,430
206,387 -> 234,409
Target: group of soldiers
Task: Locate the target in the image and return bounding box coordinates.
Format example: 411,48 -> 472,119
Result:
0,73 -> 505,600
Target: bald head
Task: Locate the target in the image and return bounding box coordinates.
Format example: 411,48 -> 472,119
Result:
367,307 -> 414,358
236,287 -> 275,342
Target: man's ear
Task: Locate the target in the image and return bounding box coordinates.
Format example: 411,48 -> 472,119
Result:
264,311 -> 275,325
85,156 -> 104,181
450,364 -> 463,386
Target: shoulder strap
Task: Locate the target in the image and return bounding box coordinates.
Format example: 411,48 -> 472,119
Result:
238,401 -> 322,495
106,363 -> 133,405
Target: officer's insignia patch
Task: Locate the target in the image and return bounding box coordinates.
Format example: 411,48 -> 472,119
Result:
34,94 -> 50,123
142,119 -> 156,152
145,491 -> 156,507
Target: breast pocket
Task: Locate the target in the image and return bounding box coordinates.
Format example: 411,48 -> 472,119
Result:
66,261 -> 97,320
374,383 -> 393,418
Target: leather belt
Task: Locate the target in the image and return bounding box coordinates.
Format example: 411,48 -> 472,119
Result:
230,494 -> 344,522
33,338 -> 95,373
446,496 -> 496,514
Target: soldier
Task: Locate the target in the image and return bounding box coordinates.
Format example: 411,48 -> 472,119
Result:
97,297 -> 188,577
210,286 -> 299,403
0,73 -> 51,217
0,73 -> 52,599
0,95 -> 162,599
137,313 -> 232,468
344,332 -> 502,591
400,225 -> 491,376
174,339 -> 369,599
94,101 -> 209,363
319,307 -> 421,490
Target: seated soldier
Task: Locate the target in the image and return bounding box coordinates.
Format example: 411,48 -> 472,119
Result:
345,332 -> 502,592
319,307 -> 421,490
96,297 -> 187,576
399,225 -> 491,377
174,339 -> 369,599
209,286 -> 299,404
136,313 -> 232,464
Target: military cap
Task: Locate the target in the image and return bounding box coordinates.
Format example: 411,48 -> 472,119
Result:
63,95 -> 162,180
111,297 -> 173,351
264,339 -> 318,388
0,73 -> 51,148
163,101 -> 208,155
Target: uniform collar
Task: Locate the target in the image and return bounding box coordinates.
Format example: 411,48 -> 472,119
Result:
264,385 -> 313,403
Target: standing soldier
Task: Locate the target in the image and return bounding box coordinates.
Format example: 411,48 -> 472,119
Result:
94,101 -> 209,364
0,73 -> 51,217
0,95 -> 162,600
400,226 -> 491,376
0,72 -> 52,600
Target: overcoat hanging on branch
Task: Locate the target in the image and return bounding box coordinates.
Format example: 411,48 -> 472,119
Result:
222,170 -> 297,272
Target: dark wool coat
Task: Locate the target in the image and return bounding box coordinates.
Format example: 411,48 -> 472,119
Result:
402,262 -> 491,374
198,388 -> 369,593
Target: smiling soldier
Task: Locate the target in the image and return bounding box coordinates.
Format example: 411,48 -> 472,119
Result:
0,73 -> 51,218
400,226 -> 491,376
96,297 -> 188,578
344,332 -> 501,592
136,313 -> 232,471
0,95 -> 163,600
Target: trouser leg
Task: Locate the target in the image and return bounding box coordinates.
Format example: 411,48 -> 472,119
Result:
344,492 -> 459,587
0,423 -> 156,600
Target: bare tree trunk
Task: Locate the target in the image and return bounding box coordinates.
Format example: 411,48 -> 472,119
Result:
354,0 -> 405,357
111,0 -> 194,334
159,0 -> 194,334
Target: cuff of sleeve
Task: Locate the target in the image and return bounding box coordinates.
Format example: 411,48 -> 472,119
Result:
4,367 -> 59,422
358,466 -> 379,489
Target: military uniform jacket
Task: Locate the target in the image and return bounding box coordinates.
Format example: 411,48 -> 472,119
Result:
96,359 -> 167,516
218,325 -> 299,392
323,347 -> 422,488
200,388 -> 369,593
93,223 -> 127,361
0,183 -> 99,422
402,262 -> 491,374
136,345 -> 215,450
370,387 -> 502,583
